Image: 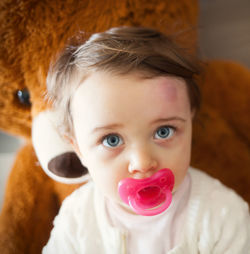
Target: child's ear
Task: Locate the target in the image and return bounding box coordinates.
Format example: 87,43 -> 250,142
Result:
191,109 -> 196,119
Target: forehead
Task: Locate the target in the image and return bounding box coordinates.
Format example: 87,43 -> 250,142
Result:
71,71 -> 190,123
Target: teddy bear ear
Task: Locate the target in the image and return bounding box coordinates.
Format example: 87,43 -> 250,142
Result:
32,110 -> 90,184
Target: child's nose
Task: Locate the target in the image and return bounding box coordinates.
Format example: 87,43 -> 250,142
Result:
128,147 -> 158,177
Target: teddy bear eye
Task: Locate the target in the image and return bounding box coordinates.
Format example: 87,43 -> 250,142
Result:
16,88 -> 31,106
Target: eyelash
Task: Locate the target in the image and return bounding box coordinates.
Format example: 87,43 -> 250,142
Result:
99,125 -> 177,148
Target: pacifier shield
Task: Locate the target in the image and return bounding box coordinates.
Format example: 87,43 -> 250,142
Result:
118,168 -> 174,216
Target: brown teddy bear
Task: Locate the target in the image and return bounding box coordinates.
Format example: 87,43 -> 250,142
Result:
0,0 -> 249,253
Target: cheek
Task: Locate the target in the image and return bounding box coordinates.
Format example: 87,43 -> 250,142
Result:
175,148 -> 191,189
83,155 -> 125,198
92,171 -> 122,201
164,127 -> 192,189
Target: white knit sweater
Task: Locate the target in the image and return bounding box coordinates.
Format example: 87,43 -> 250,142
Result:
43,167 -> 250,254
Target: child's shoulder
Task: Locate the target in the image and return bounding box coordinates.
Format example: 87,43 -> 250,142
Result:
188,166 -> 249,210
186,167 -> 250,252
188,167 -> 249,233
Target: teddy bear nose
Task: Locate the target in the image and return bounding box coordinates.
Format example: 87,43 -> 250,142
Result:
16,88 -> 31,106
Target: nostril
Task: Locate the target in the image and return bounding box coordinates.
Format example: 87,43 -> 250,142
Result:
16,88 -> 31,106
129,164 -> 157,174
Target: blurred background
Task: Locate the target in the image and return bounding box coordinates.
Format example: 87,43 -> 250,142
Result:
199,0 -> 250,67
0,0 -> 250,209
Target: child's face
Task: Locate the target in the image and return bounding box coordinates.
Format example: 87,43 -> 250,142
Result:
71,71 -> 193,207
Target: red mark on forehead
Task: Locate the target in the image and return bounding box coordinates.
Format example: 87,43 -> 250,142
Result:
143,77 -> 189,116
153,78 -> 179,102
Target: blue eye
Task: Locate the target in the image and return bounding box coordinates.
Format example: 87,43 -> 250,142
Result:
155,126 -> 174,139
102,134 -> 123,148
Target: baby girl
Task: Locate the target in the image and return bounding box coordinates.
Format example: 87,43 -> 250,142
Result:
42,27 -> 250,253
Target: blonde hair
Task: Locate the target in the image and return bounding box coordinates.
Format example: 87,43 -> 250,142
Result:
46,26 -> 201,139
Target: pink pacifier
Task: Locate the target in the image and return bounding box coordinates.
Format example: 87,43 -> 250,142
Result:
118,168 -> 174,216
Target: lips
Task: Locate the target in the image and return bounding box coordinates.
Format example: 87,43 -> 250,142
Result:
118,168 -> 174,216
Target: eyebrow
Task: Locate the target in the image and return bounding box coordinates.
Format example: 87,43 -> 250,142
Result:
151,117 -> 186,124
92,123 -> 124,134
91,117 -> 186,134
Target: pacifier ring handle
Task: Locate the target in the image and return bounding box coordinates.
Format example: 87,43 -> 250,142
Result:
129,189 -> 172,216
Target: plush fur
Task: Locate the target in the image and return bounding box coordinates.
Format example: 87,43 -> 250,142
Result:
192,60 -> 250,203
0,0 -> 249,253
